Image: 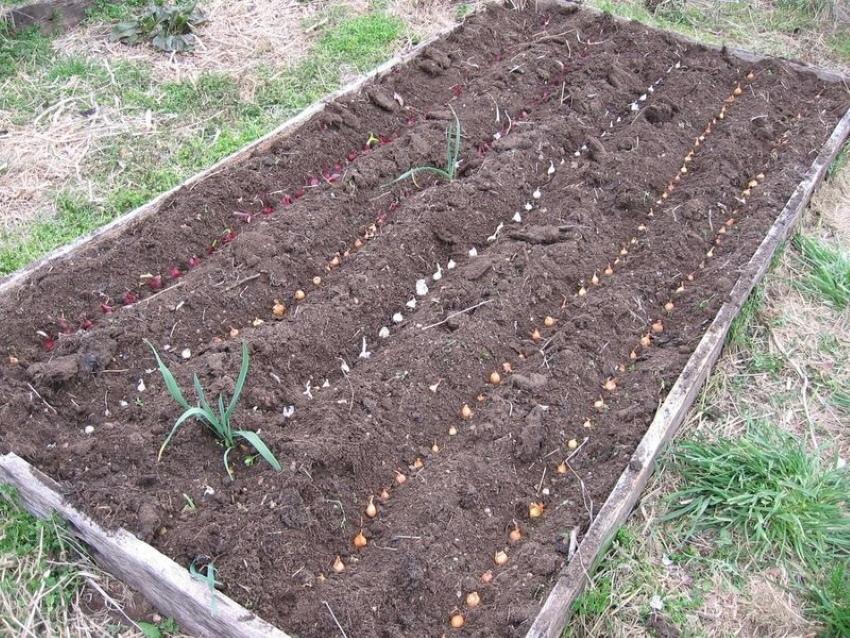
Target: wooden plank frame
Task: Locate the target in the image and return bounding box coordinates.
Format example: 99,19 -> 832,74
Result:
1,2 -> 849,636
0,454 -> 293,638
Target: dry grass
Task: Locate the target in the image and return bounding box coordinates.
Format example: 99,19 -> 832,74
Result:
56,0 -> 324,90
0,0 -> 464,233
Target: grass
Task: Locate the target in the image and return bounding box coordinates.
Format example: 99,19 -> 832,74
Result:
0,487 -> 80,633
727,286 -> 764,349
792,234 -> 850,309
664,423 -> 850,565
808,563 -> 850,637
0,26 -> 53,79
0,9 -> 407,276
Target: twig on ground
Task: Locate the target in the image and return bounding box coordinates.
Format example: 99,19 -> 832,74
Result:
323,601 -> 348,638
26,384 -> 57,414
223,273 -> 261,292
421,299 -> 493,330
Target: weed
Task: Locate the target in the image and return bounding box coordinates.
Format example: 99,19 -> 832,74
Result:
146,340 -> 281,478
0,487 -> 81,622
727,286 -> 764,349
111,1 -> 207,52
456,3 -> 474,19
792,234 -> 850,309
189,557 -> 219,612
86,0 -> 148,22
319,12 -> 405,69
828,142 -> 850,177
664,422 -> 850,565
748,351 -> 784,375
829,30 -> 850,60
390,107 -> 462,186
829,387 -> 850,414
158,73 -> 239,114
138,617 -> 180,638
0,25 -> 52,79
807,563 -> 850,637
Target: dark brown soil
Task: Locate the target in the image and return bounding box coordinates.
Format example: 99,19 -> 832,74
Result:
1,4 -> 847,637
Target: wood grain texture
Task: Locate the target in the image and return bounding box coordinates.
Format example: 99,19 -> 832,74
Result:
0,453 -> 293,638
526,106 -> 850,638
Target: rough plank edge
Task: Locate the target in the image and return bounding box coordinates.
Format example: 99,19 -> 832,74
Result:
0,453 -> 292,638
0,21 -> 462,297
526,105 -> 850,638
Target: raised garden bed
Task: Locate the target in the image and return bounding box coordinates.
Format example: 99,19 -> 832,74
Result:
1,2 -> 849,637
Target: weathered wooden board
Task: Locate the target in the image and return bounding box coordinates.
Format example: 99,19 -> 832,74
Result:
0,453 -> 293,638
526,105 -> 850,638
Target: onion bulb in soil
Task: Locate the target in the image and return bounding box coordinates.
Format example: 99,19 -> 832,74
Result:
509,524 -> 522,543
664,301 -> 674,312
354,530 -> 368,549
449,425 -> 458,436
591,272 -> 599,285
333,556 -> 345,573
294,290 -> 306,301
594,398 -> 605,410
489,371 -> 501,385
531,328 -> 542,342
578,286 -> 587,296
604,264 -> 614,276
380,488 -> 390,501
450,613 -> 465,629
603,378 -> 617,392
494,550 -> 508,565
529,502 -> 545,519
641,334 -> 651,347
630,349 -> 638,360
412,457 -> 424,470
395,471 -> 407,485
461,404 -> 473,420
544,315 -> 556,327
312,276 -> 322,286
272,300 -> 287,318
652,320 -> 664,334
567,438 -> 578,450
502,361 -> 513,373
365,496 -> 377,518
557,461 -> 568,474
466,592 -> 481,608
432,442 -> 440,453
481,570 -> 494,583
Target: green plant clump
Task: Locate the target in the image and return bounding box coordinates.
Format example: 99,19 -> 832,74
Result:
792,234 -> 850,310
390,106 -> 462,186
111,1 -> 207,52
145,340 -> 281,477
664,423 -> 850,565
